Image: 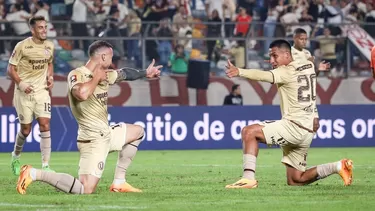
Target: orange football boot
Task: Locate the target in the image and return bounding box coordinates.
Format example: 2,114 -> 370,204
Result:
16,165 -> 34,195
110,182 -> 142,193
338,159 -> 353,186
225,178 -> 258,189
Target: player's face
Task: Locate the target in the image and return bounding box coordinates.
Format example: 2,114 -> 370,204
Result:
100,48 -> 114,69
294,33 -> 307,49
32,20 -> 47,41
269,47 -> 291,68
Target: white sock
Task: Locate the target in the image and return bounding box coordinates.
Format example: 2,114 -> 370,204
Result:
317,161 -> 341,179
30,168 -> 37,181
12,151 -> 20,159
42,163 -> 49,168
242,154 -> 257,180
113,178 -> 126,185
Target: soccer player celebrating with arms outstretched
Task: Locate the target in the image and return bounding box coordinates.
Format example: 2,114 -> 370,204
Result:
225,40 -> 353,189
7,16 -> 55,175
16,41 -> 161,195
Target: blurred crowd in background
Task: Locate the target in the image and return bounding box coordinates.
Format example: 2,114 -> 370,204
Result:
1,0 -> 375,78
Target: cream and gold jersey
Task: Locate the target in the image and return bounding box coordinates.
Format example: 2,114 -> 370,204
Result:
291,46 -> 311,61
271,60 -> 318,130
9,37 -> 54,94
67,66 -> 111,141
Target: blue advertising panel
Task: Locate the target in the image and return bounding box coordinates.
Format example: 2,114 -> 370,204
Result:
0,105 -> 374,152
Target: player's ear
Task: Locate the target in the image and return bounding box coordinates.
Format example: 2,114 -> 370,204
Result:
29,26 -> 34,34
101,54 -> 106,62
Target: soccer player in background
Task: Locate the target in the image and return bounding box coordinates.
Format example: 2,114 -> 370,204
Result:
225,40 -> 353,189
7,16 -> 55,175
292,28 -> 331,75
16,41 -> 161,195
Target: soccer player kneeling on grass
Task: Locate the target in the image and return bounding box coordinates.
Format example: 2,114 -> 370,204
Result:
16,41 -> 161,194
224,39 -> 353,188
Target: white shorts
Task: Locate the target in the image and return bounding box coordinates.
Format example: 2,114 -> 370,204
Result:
260,119 -> 314,172
13,90 -> 51,124
77,123 -> 128,178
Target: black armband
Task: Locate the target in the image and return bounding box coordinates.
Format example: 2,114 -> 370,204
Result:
116,67 -> 146,82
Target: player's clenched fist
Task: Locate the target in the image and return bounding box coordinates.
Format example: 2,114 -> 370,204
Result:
225,59 -> 240,78
146,59 -> 162,78
18,81 -> 34,94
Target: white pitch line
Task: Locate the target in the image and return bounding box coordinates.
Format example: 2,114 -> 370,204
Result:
0,163 -> 372,168
0,199 -> 345,209
0,203 -> 147,210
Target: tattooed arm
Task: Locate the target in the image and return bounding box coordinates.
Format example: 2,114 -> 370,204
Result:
108,67 -> 147,84
108,59 -> 161,85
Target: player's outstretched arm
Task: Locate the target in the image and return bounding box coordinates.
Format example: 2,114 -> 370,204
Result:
108,59 -> 162,84
225,60 -> 274,83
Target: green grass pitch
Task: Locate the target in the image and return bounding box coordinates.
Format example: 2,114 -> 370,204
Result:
0,148 -> 374,211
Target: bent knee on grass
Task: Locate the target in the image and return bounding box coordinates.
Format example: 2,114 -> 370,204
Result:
79,175 -> 100,194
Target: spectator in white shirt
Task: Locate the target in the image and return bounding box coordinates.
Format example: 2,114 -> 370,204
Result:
71,0 -> 93,53
205,0 -> 224,19
280,6 -> 300,37
111,0 -> 129,57
5,3 -> 31,49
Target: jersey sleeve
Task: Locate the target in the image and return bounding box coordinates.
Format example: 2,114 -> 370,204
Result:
270,66 -> 290,84
48,43 -> 54,64
9,42 -> 23,66
67,70 -> 84,91
107,70 -> 118,85
304,50 -> 312,60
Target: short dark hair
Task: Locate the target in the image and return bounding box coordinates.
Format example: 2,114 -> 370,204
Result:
269,39 -> 291,52
232,84 -> 240,92
14,4 -> 22,11
29,16 -> 46,27
88,41 -> 113,57
294,28 -> 307,36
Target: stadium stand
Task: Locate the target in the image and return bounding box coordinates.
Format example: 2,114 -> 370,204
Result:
0,0 -> 374,78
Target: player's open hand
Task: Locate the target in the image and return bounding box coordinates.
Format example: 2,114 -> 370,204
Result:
146,59 -> 162,78
47,76 -> 54,91
318,61 -> 331,71
225,59 -> 240,78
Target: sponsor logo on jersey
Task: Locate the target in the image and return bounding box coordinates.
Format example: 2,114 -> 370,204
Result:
296,64 -> 313,71
70,75 -> 77,83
